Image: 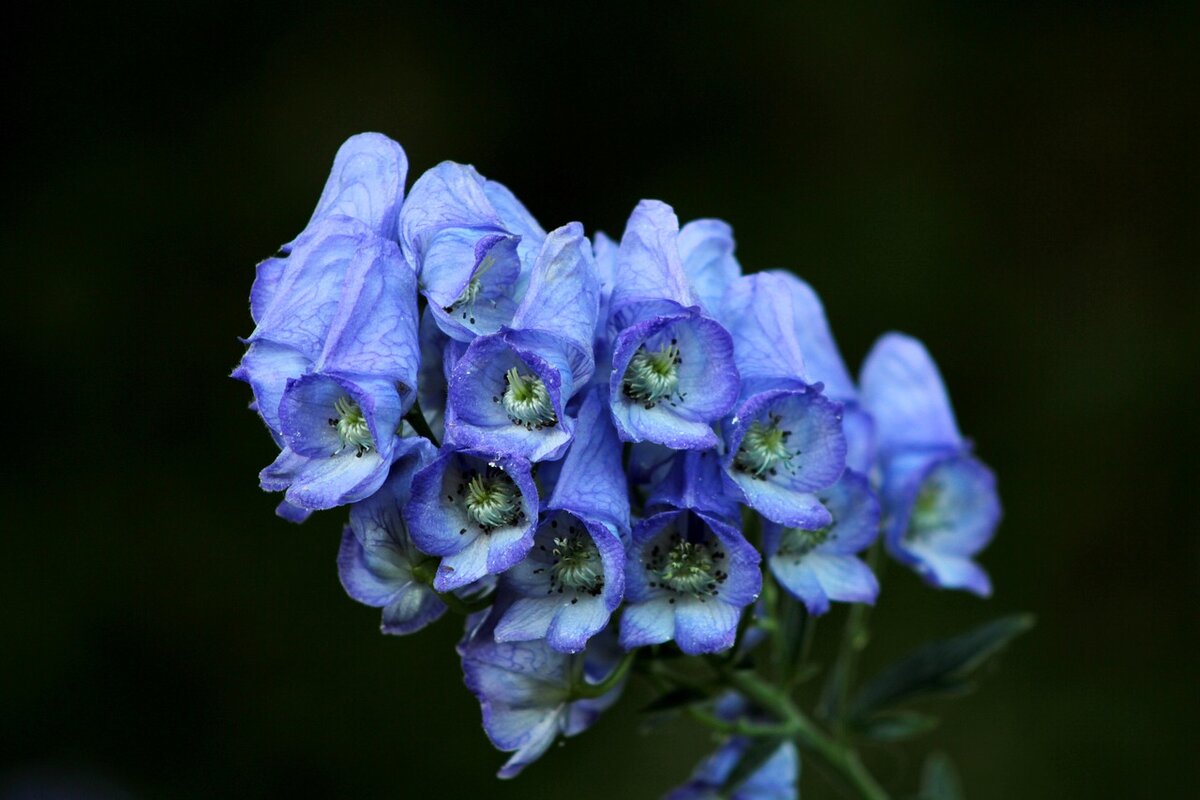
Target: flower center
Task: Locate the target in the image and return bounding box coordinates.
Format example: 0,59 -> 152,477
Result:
499,367 -> 557,430
646,533 -> 728,600
778,525 -> 832,560
623,339 -> 683,408
548,533 -> 604,596
463,471 -> 522,531
906,479 -> 945,542
328,396 -> 373,457
734,414 -> 794,478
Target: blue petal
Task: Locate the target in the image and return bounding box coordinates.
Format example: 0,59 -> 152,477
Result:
667,738 -> 799,800
250,216 -> 373,362
646,450 -> 742,524
768,558 -> 831,615
445,330 -> 576,463
425,233 -> 522,341
766,270 -> 857,400
509,222 -> 600,359
719,272 -> 807,393
481,177 -> 546,270
619,596 -> 676,648
231,339 -> 310,435
306,132 -> 408,240
806,553 -> 879,606
815,470 -> 881,556
610,200 -> 698,311
860,333 -> 963,453
400,162 -> 504,259
609,310 -> 739,449
404,449 -> 538,591
314,237 -> 419,397
722,388 -> 846,527
674,599 -> 740,654
548,387 -> 630,533
677,218 -> 741,316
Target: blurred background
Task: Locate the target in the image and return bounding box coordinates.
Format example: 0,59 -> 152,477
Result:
2,3 -> 1196,798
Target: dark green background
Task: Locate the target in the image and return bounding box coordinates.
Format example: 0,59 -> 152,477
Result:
3,3 -> 1195,798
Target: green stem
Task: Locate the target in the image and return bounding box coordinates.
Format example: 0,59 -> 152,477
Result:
403,396 -> 440,447
820,539 -> 882,735
572,649 -> 636,699
725,669 -> 889,800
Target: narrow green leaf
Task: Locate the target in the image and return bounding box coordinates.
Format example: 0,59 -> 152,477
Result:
850,614 -> 1034,719
718,736 -> 786,798
854,710 -> 939,742
919,751 -> 963,800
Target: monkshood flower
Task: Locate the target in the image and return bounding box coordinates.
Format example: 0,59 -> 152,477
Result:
400,161 -> 545,342
404,448 -> 538,592
666,738 -> 799,800
860,333 -> 1000,596
621,510 -> 761,654
493,389 -> 627,652
460,604 -> 628,778
234,216 -> 420,516
644,448 -> 743,525
763,469 -> 880,615
719,273 -> 847,528
337,439 -> 449,633
250,133 -> 408,326
445,222 -> 600,462
607,201 -> 740,449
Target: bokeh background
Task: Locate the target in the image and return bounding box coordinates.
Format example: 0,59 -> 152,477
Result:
3,3 -> 1196,798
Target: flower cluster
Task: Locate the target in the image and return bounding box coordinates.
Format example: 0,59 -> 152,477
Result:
233,133 -> 1001,794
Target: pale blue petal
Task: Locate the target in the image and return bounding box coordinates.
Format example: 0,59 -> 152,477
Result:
306,132 -> 407,239
678,218 -> 741,316
510,222 -> 600,356
860,332 -> 963,453
610,200 -> 698,310
674,598 -> 740,654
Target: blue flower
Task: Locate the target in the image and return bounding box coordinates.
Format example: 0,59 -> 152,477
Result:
665,738 -> 799,800
492,389 -> 628,653
250,133 -> 408,326
400,161 -> 545,342
234,215 -> 421,515
763,470 -> 880,615
460,606 -> 627,778
719,273 -> 848,528
644,448 -> 743,524
621,510 -> 761,654
607,201 -> 740,449
444,222 -> 600,462
337,439 -> 449,634
404,448 -> 539,592
860,333 -> 1000,596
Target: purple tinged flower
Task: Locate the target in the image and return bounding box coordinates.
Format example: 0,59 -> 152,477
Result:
719,273 -> 848,528
337,439 -> 449,634
445,222 -> 600,462
460,607 -> 627,778
763,470 -> 880,615
606,201 -> 740,450
251,133 -> 409,326
493,389 -> 628,652
404,448 -> 538,592
621,510 -> 761,655
665,738 -> 799,800
860,333 -> 1000,596
235,215 -> 421,515
399,161 -> 546,342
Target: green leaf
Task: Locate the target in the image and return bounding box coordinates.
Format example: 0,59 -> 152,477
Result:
854,710 -> 939,742
850,614 -> 1034,719
919,751 -> 963,800
718,736 -> 787,798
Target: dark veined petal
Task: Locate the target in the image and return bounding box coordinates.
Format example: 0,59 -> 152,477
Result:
306,132 -> 408,241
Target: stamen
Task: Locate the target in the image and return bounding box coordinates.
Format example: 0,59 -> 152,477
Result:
734,413 -> 795,478
645,532 -> 727,599
906,479 -> 946,542
548,532 -> 604,595
778,526 -> 832,560
623,339 -> 683,408
442,251 -> 497,321
501,367 -> 557,430
463,471 -> 522,531
328,396 -> 374,457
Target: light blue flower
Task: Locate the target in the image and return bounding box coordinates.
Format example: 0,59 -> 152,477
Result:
445,222 -> 600,462
460,606 -> 627,778
606,201 -> 740,449
400,161 -> 545,342
493,389 -> 628,653
235,215 -> 420,515
763,470 -> 880,615
860,333 -> 1000,596
403,448 -> 538,592
621,510 -> 761,655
